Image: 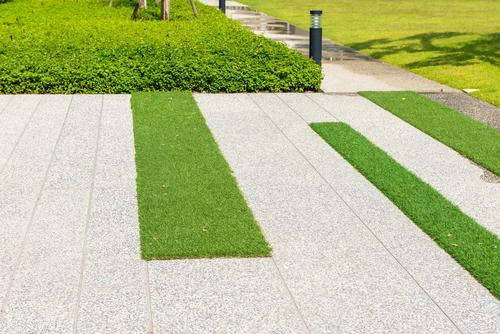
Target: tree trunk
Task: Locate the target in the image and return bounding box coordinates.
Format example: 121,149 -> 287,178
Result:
160,0 -> 168,20
189,0 -> 198,18
132,0 -> 148,19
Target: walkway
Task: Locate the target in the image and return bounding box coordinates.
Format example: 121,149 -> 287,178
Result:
0,94 -> 498,333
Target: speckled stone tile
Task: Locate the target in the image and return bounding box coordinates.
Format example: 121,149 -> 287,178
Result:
308,93 -> 500,237
0,95 -> 41,171
271,92 -> 500,333
0,95 -> 101,333
149,258 -> 308,334
194,93 -> 459,333
0,95 -> 13,115
0,95 -> 70,300
76,95 -> 151,333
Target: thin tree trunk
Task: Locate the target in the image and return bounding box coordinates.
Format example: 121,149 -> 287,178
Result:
108,0 -> 113,7
132,0 -> 148,19
132,2 -> 140,19
160,0 -> 167,20
188,0 -> 198,18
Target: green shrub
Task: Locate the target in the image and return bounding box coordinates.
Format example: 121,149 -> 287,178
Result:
0,0 -> 322,93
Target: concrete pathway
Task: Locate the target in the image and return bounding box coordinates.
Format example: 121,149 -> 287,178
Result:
1,94 -> 498,333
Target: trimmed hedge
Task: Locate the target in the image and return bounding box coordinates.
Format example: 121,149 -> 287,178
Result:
0,0 -> 321,93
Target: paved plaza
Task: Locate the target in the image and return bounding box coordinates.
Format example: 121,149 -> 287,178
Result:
0,94 -> 498,333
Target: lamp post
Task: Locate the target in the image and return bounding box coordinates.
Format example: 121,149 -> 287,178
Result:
219,0 -> 226,13
309,10 -> 323,66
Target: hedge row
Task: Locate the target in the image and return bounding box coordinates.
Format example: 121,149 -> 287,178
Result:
0,0 -> 322,93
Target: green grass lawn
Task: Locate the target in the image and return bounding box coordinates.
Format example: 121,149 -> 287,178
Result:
0,0 -> 321,93
131,91 -> 271,259
239,0 -> 500,106
311,122 -> 500,299
360,91 -> 500,176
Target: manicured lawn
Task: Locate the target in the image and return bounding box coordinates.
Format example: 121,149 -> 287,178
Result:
360,91 -> 500,176
239,0 -> 500,106
0,0 -> 321,93
131,92 -> 271,259
311,122 -> 500,299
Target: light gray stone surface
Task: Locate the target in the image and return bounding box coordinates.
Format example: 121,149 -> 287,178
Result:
307,93 -> 500,237
252,92 -> 500,333
1,95 -> 102,333
75,95 -> 152,333
0,95 -> 41,172
0,95 -> 70,300
194,93 -> 461,333
320,61 -> 456,93
149,258 -> 307,333
0,95 -> 13,115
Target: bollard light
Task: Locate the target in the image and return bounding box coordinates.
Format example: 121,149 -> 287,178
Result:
219,0 -> 226,14
309,10 -> 323,66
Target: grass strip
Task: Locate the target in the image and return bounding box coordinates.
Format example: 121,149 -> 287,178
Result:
360,91 -> 500,176
311,122 -> 500,299
131,92 -> 271,260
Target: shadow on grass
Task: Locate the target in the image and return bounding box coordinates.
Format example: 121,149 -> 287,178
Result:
349,32 -> 500,68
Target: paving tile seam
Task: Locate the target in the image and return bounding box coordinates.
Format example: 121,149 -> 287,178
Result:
253,93 -> 463,333
301,94 -> 341,122
144,262 -> 155,334
270,256 -> 312,334
0,95 -> 74,317
324,92 -> 359,97
72,95 -> 104,334
0,96 -> 42,175
107,95 -> 155,333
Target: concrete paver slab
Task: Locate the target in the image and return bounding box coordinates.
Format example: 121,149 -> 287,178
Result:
0,95 -> 13,115
0,95 -> 70,298
321,63 -> 397,93
195,93 -> 460,333
308,93 -> 500,236
0,95 -> 41,172
76,95 -> 152,333
149,258 -> 308,333
0,95 -> 102,333
321,60 -> 456,93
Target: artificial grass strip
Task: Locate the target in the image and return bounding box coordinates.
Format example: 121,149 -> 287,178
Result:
131,92 -> 271,260
360,91 -> 500,176
311,122 -> 500,299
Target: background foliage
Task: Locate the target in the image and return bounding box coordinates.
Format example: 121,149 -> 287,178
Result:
0,0 -> 321,93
